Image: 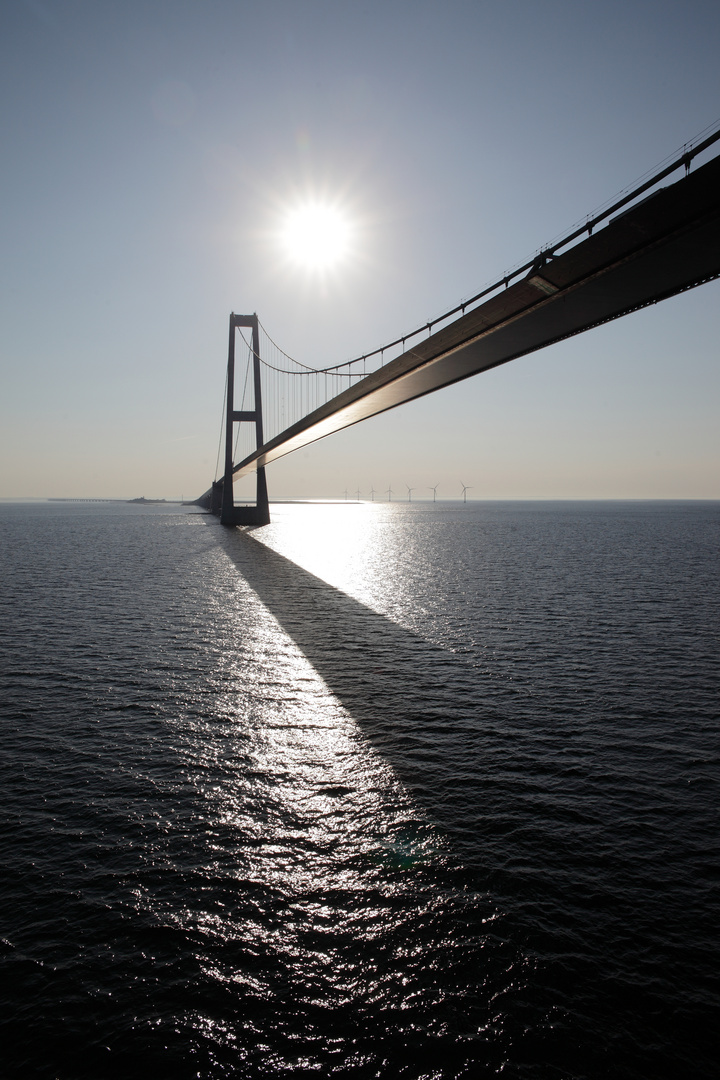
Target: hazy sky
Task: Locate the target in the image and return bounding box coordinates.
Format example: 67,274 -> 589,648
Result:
1,0 -> 719,500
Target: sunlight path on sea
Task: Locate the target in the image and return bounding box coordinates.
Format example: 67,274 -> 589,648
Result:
124,514 -> 510,1074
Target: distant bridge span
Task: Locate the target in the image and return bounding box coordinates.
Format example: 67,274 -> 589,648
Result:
203,143 -> 720,523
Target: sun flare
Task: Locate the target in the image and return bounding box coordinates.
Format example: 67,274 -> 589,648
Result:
280,203 -> 351,270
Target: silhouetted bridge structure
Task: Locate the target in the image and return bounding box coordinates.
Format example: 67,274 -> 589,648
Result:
199,134 -> 720,525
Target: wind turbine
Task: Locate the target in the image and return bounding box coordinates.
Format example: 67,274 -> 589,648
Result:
343,488 -> 349,501
429,484 -> 439,503
387,485 -> 393,502
355,486 -> 362,501
460,483 -> 472,503
406,484 -> 414,502
370,486 -> 376,502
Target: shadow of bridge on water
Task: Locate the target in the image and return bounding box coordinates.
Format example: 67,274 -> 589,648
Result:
208,517 -> 542,864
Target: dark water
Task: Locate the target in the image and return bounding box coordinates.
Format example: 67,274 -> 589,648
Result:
0,500 -> 718,1079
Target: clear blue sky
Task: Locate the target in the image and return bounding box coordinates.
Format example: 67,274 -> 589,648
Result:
1,0 -> 719,499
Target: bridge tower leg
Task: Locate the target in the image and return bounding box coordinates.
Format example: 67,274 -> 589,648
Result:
220,313 -> 271,527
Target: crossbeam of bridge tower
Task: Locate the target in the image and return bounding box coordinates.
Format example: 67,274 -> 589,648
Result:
219,313 -> 270,527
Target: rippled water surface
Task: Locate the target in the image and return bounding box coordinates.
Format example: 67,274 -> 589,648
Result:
0,500 -> 718,1078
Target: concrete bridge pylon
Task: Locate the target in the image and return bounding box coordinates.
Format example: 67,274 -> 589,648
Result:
219,313 -> 270,527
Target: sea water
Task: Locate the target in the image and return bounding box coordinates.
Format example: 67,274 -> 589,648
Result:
0,500 -> 718,1078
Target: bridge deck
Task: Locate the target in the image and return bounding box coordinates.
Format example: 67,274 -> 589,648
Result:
219,151 -> 720,488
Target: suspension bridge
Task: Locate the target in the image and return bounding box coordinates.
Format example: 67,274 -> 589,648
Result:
198,132 -> 720,525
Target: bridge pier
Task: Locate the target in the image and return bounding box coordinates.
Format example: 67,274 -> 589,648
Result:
219,312 -> 271,527
220,468 -> 270,526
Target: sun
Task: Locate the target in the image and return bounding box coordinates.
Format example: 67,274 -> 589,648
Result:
280,203 -> 351,271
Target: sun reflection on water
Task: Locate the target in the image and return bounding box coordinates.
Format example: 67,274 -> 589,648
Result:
119,509 -> 514,1072
256,501 -> 421,614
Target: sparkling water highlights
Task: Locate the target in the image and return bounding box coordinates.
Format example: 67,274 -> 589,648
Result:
1,500 -> 718,1078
